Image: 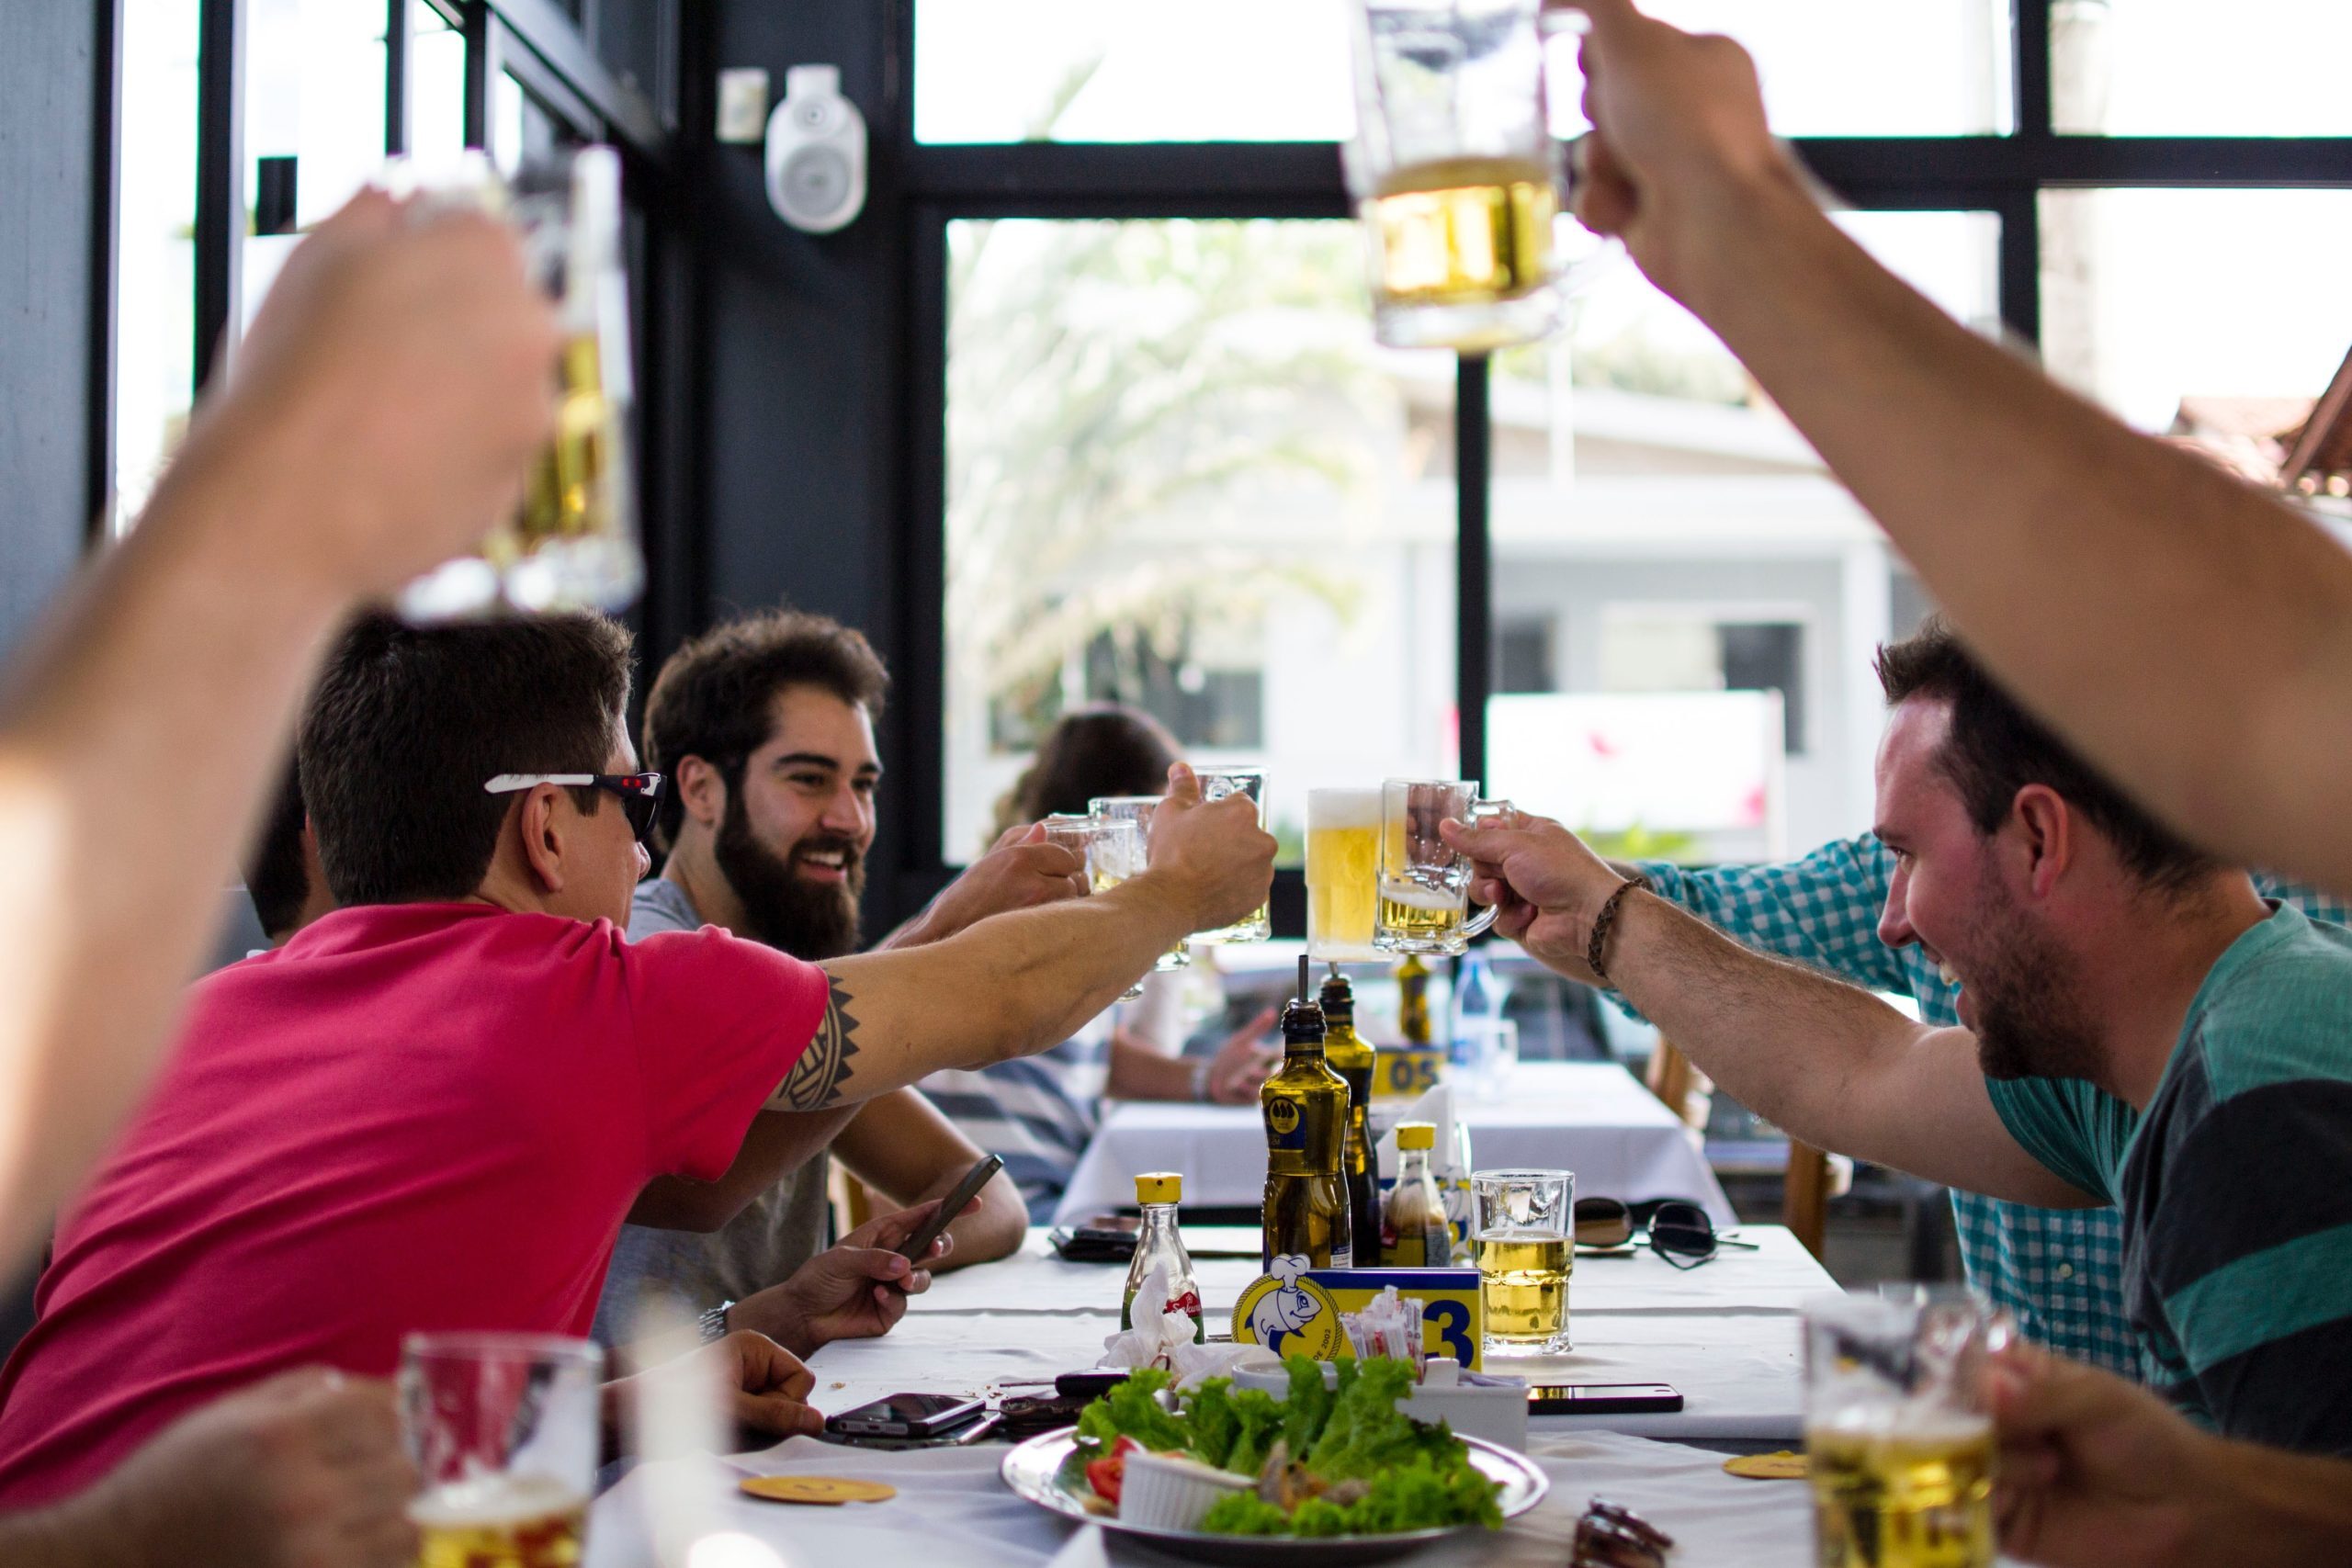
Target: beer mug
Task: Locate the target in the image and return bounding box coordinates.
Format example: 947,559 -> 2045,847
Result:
401,1331 -> 603,1568
1374,778 -> 1514,955
1191,767 -> 1272,944
1044,813 -> 1148,998
1474,1168 -> 1573,1354
1088,795 -> 1190,973
392,146 -> 645,621
1804,1290 -> 2007,1568
1344,0 -> 1574,351
1306,786 -> 1383,963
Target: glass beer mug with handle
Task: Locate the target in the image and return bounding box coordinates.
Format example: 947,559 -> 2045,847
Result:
1088,795 -> 1191,974
1344,0 -> 1576,352
394,145 -> 644,622
1374,778 -> 1514,955
1306,786 -> 1384,963
401,1331 -> 604,1568
1190,767 -> 1272,944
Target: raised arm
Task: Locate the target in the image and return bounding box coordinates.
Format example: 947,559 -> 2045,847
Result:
1558,0 -> 2352,895
0,191 -> 552,1270
1449,813 -> 2094,1207
784,765 -> 1276,1111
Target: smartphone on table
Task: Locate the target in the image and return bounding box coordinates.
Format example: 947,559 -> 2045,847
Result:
825,1392 -> 988,1439
894,1153 -> 1004,1262
1529,1383 -> 1683,1416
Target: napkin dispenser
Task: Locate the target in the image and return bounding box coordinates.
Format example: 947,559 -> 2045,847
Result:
1229,1265 -> 1484,1370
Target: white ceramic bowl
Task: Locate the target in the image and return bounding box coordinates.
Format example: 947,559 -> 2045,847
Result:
1116,1449 -> 1255,1531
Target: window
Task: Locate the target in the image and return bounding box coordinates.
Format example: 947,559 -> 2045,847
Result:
941,217 -> 1458,864
410,6 -> 469,164
112,0 -> 202,529
239,0 -> 390,332
2052,0 -> 2352,137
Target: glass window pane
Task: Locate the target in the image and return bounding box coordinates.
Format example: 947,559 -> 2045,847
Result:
113,0 -> 202,530
2040,190 -> 2352,436
1485,211 -> 2000,860
241,0 -> 388,333
411,6 -> 469,164
2052,0 -> 2352,137
917,0 -> 2010,145
944,218 -> 1457,865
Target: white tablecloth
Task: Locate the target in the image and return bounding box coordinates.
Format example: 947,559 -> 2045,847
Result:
1054,1062 -> 1734,1227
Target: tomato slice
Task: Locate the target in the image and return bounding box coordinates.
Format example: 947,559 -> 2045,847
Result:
1085,1436 -> 1142,1505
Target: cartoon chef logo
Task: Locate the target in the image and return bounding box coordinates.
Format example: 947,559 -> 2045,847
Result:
1231,1255 -> 1343,1359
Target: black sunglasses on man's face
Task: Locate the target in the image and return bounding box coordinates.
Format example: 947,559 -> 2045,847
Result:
483,773 -> 665,846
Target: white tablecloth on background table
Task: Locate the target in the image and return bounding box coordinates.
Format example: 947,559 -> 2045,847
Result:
1052,1062 -> 1734,1229
830,1225 -> 1829,1444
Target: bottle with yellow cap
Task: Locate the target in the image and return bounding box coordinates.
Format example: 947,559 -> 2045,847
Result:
1382,1121 -> 1452,1267
1122,1171 -> 1203,1341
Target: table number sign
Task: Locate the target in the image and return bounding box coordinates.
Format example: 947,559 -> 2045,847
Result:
1373,1047 -> 1448,1100
1231,1258 -> 1485,1370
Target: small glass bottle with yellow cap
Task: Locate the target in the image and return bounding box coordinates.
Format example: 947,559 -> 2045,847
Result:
1122,1171 -> 1204,1342
1382,1121 -> 1452,1267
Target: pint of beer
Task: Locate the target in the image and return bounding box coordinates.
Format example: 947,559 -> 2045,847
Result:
1306,787 -> 1382,962
1374,779 -> 1514,956
1472,1168 -> 1572,1354
1804,1292 -> 2003,1568
401,1332 -> 603,1568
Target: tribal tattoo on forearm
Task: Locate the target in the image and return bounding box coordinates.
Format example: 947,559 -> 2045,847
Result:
778,971 -> 862,1109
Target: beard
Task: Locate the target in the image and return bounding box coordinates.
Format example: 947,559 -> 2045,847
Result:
1961,886 -> 2103,1083
713,791 -> 865,961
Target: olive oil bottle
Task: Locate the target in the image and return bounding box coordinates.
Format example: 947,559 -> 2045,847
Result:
1396,953 -> 1433,1045
1318,970 -> 1381,1268
1261,985 -> 1354,1270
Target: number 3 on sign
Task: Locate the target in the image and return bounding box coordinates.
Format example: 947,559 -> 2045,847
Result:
1424,1299 -> 1475,1365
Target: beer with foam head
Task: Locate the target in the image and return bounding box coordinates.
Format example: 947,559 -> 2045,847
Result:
1306,788 -> 1382,962
410,1474 -> 587,1568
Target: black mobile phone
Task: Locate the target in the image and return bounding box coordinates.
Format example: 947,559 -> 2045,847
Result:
896,1154 -> 1004,1261
1529,1383 -> 1683,1416
1054,1371 -> 1131,1400
825,1392 -> 988,1438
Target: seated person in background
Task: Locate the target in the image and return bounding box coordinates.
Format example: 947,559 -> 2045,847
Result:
595,609 -> 1036,1365
921,706 -> 1279,1210
0,612 -> 1273,1505
1619,823 -> 2347,1382
242,761 -> 334,949
1451,616 -> 2352,1454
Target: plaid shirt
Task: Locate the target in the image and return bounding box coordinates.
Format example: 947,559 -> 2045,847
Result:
1634,839 -> 2350,1382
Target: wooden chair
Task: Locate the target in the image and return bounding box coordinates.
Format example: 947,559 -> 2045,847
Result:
1645,1037 -> 1839,1262
828,1162 -> 878,1236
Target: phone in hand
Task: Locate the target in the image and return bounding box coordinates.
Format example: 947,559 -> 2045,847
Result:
1528,1383 -> 1683,1416
824,1392 -> 987,1439
895,1153 -> 1004,1261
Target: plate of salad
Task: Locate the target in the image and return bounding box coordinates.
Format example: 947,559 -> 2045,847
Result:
999,1357 -> 1547,1564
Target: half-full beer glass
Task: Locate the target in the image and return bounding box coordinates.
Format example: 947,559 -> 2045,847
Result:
1192,768 -> 1271,944
401,1331 -> 603,1568
1088,796 -> 1190,973
1804,1291 -> 2004,1568
395,147 -> 644,621
1474,1168 -> 1572,1354
1374,778 -> 1513,955
1306,786 -> 1383,962
1345,0 -> 1566,351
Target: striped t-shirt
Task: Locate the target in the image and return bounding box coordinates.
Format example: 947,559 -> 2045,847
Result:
1988,902 -> 2352,1453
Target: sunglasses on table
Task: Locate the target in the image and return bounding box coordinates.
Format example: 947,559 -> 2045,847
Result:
483,773 -> 665,847
1573,1197 -> 1759,1270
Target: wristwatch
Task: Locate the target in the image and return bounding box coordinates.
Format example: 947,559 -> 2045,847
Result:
698,1300 -> 735,1344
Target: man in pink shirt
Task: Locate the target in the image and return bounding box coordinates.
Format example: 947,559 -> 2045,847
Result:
0,612 -> 1273,1505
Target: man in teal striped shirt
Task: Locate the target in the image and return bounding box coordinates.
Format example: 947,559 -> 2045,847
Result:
1452,617 -> 2352,1452
1625,840 -> 2347,1383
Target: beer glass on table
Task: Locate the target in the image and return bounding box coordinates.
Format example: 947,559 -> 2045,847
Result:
1344,0 -> 1576,352
1087,796 -> 1190,974
401,1331 -> 603,1568
1044,812 -> 1148,998
1191,768 -> 1272,944
1804,1290 -> 2005,1568
1306,786 -> 1383,963
1474,1168 -> 1572,1355
391,147 -> 644,622
1374,779 -> 1514,956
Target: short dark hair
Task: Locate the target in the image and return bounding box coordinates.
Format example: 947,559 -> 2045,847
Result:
640,609 -> 890,852
243,757 -> 311,940
992,705 -> 1182,843
1875,615 -> 2215,890
300,613 -> 635,906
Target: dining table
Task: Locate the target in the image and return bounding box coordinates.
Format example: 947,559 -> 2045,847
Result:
584,1221 -> 1905,1567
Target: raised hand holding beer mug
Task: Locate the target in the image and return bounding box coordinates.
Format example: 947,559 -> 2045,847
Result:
401,1331 -> 602,1568
1374,778 -> 1516,955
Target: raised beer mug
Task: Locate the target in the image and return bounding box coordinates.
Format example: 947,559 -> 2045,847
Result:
1344,0 -> 1577,351
1374,778 -> 1514,955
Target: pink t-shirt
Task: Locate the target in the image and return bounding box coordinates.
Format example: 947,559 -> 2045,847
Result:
0,901 -> 824,1505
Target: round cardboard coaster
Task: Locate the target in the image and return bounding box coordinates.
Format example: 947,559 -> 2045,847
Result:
1723,1450 -> 1808,1481
738,1475 -> 899,1506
